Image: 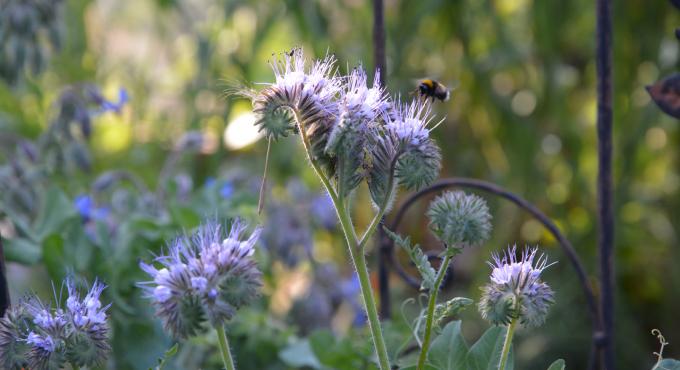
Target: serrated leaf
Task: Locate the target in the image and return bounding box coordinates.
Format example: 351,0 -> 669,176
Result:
383,227 -> 436,290
466,326 -> 514,370
547,359 -> 566,370
647,74 -> 680,119
429,321 -> 469,370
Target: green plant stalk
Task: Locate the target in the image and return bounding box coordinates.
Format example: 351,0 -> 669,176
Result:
351,229 -> 391,370
498,317 -> 517,370
216,325 -> 236,370
294,110 -> 390,370
333,196 -> 391,370
415,253 -> 452,370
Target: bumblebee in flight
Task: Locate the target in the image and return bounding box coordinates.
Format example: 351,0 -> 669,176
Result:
415,79 -> 450,102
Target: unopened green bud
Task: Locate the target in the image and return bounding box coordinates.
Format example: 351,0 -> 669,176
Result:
427,191 -> 492,248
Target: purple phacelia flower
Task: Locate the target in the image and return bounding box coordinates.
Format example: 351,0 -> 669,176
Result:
479,246 -> 555,328
139,220 -> 262,339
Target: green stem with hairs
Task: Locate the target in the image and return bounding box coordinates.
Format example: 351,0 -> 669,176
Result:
293,110 -> 390,370
416,253 -> 452,370
498,317 -> 517,370
216,325 -> 236,370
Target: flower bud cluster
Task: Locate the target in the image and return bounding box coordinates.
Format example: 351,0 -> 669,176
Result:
479,246 -> 555,328
139,220 -> 262,339
0,0 -> 64,85
427,191 -> 492,249
0,280 -> 110,370
251,48 -> 443,207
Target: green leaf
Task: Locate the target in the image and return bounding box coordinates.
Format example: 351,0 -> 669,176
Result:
429,320 -> 469,370
383,227 -> 436,290
150,343 -> 179,370
3,237 -> 41,264
33,186 -> 77,241
655,359 -> 680,370
432,297 -> 474,331
466,326 -> 514,370
42,234 -> 65,281
168,204 -> 200,229
547,359 -> 566,370
279,339 -> 324,369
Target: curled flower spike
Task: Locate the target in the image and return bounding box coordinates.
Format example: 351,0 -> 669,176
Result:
340,67 -> 390,124
0,280 -> 111,370
427,191 -> 492,249
384,98 -> 440,148
65,280 -> 111,367
0,305 -> 30,369
479,246 -> 555,328
139,220 -> 262,339
253,48 -> 342,142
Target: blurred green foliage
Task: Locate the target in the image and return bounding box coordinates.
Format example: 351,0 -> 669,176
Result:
0,0 -> 679,369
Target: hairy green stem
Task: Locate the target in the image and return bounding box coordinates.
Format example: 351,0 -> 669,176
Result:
293,109 -> 390,370
416,253 -> 452,370
216,325 -> 236,370
498,318 -> 517,370
348,226 -> 392,370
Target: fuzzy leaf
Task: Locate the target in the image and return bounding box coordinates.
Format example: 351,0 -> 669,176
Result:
546,359 -> 566,370
466,326 -> 514,370
655,359 -> 680,370
280,339 -> 324,369
383,227 -> 436,290
432,297 -> 474,331
429,320 -> 469,370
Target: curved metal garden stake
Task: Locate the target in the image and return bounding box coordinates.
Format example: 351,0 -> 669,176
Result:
377,177 -> 602,368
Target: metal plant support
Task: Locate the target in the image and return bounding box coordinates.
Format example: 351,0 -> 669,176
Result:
371,0 -> 615,369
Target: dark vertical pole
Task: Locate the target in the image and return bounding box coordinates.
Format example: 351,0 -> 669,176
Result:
596,0 -> 615,369
0,237 -> 10,317
373,0 -> 387,86
373,0 -> 389,318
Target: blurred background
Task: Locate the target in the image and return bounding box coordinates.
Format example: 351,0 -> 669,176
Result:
0,0 -> 678,369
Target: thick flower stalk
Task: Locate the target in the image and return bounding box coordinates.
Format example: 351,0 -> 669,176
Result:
248,48 -> 445,370
0,279 -> 110,370
416,191 -> 491,370
139,219 -> 262,370
479,246 -> 555,370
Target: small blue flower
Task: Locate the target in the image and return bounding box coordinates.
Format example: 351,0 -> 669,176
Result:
99,88 -> 129,114
74,194 -> 109,222
220,181 -> 235,199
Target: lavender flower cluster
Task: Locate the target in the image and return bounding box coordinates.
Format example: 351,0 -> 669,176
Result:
139,220 -> 262,339
250,48 -> 442,208
479,246 -> 555,327
0,280 -> 110,370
